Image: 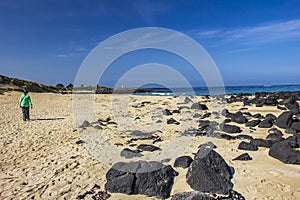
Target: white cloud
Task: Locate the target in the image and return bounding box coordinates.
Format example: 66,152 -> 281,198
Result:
192,19 -> 300,46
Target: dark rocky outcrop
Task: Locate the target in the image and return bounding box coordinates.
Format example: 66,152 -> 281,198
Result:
269,141 -> 300,164
105,161 -> 178,198
233,153 -> 252,161
174,156 -> 193,169
186,146 -> 234,195
275,111 -> 294,129
238,142 -> 258,151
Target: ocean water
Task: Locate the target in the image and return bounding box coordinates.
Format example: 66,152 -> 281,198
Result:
134,85 -> 300,96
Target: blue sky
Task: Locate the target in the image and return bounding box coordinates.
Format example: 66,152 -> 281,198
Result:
0,0 -> 300,87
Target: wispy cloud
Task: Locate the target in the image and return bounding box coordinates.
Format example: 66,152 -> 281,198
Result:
191,19 -> 300,47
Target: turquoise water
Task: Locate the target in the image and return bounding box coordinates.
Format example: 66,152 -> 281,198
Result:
134,85 -> 300,96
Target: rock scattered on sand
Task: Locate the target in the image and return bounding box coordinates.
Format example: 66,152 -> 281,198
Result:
238,141 -> 258,151
198,141 -> 217,149
233,153 -> 252,161
220,124 -> 242,133
163,109 -> 173,116
258,118 -> 274,128
186,145 -> 234,194
191,102 -> 208,110
269,141 -> 300,164
167,118 -> 180,125
120,148 -> 143,159
275,111 -> 294,129
79,120 -> 90,128
245,119 -> 261,127
231,111 -> 248,124
174,156 -> 193,169
137,144 -> 161,152
105,161 -> 178,198
250,138 -> 274,148
171,191 -> 213,200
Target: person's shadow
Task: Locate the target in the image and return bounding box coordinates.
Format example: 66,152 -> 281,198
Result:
31,118 -> 65,121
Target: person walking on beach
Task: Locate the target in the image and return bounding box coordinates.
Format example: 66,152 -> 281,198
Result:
19,90 -> 32,121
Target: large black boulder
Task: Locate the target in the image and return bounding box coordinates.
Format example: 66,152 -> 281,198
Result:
174,156 -> 193,169
269,141 -> 300,164
220,124 -> 242,133
231,111 -> 248,124
284,96 -> 299,113
105,161 -> 178,198
186,147 -> 234,194
275,111 -> 294,129
238,141 -> 258,151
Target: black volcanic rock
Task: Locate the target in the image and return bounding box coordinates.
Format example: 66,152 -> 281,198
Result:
250,138 -> 274,148
186,147 -> 234,194
163,109 -> 173,116
269,141 -> 300,164
221,109 -> 232,118
191,103 -> 208,110
291,122 -> 300,132
167,118 -> 180,125
233,153 -> 252,161
137,144 -> 161,152
105,161 -> 178,198
266,133 -> 284,142
238,142 -> 258,151
246,119 -> 261,127
231,111 -> 248,124
275,111 -> 294,129
171,191 -> 214,200
174,156 -> 193,169
120,148 -> 143,159
220,124 -> 242,133
258,118 -> 273,128
268,128 -> 283,136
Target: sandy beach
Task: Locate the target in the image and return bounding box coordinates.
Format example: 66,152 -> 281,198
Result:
1,91 -> 300,199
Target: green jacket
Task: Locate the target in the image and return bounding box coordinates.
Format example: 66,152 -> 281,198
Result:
19,94 -> 32,108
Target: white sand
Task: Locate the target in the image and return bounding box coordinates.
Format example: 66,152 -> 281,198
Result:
0,92 -> 300,199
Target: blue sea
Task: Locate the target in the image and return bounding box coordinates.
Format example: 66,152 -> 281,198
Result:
134,85 -> 300,96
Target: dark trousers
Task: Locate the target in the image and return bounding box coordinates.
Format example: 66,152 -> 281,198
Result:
21,107 -> 30,121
